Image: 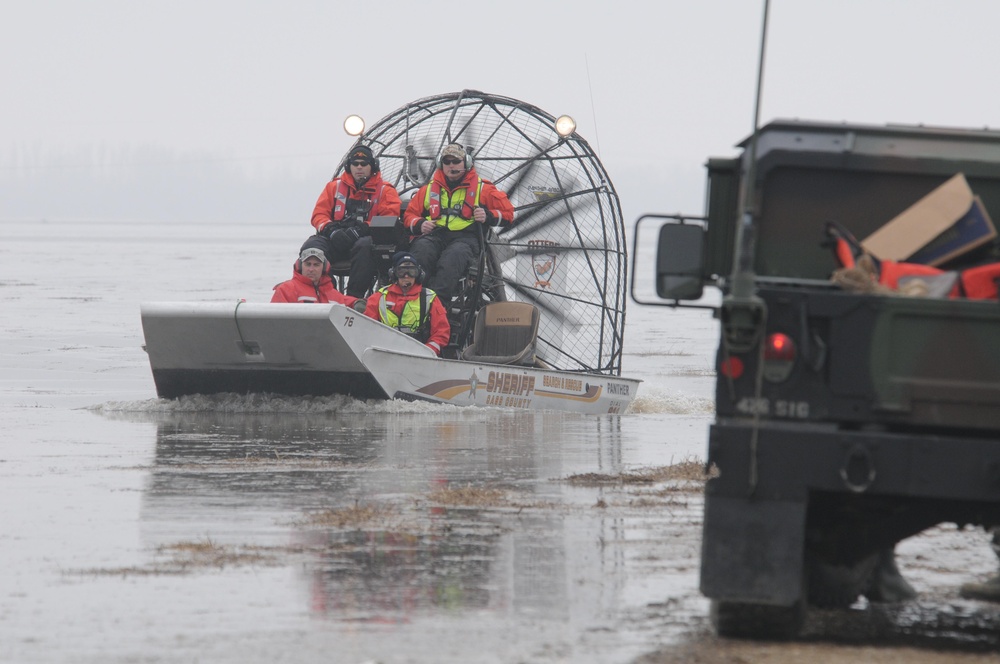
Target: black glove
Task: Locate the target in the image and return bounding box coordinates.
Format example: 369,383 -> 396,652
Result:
351,299 -> 368,313
319,221 -> 342,239
341,225 -> 362,243
478,206 -> 497,224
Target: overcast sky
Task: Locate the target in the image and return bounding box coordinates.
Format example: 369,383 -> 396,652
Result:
3,0 -> 1000,224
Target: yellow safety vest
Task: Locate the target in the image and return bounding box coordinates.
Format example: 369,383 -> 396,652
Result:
377,287 -> 438,336
424,180 -> 483,231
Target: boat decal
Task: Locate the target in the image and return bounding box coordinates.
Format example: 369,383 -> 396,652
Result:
529,239 -> 559,289
416,371 -> 609,405
416,379 -> 472,400
535,382 -> 603,403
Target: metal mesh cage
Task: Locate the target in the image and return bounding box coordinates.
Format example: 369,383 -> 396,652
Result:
356,90 -> 627,375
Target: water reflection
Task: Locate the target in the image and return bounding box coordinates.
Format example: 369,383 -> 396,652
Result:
142,408 -> 623,501
133,406 -> 643,629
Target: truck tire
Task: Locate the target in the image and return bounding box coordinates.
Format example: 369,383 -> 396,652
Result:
710,598 -> 806,640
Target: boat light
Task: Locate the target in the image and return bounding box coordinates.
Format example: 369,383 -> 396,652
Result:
555,115 -> 576,137
344,114 -> 365,136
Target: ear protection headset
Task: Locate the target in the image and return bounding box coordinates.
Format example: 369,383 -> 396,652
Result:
297,249 -> 329,274
342,146 -> 380,175
437,144 -> 473,170
388,261 -> 425,285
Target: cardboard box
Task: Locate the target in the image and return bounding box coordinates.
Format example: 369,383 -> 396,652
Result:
861,173 -> 997,266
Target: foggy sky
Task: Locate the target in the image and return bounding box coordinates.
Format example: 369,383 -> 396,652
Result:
3,0 -> 999,225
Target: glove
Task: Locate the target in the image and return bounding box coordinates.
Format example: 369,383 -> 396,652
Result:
351,298 -> 368,313
478,206 -> 497,224
318,221 -> 342,239
342,226 -> 362,243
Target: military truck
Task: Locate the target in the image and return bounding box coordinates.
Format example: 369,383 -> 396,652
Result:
637,119 -> 1000,637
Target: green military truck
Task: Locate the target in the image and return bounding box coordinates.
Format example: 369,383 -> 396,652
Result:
638,119 -> 1000,637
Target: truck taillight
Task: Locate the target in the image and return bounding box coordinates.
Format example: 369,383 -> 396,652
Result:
763,332 -> 796,382
720,356 -> 744,379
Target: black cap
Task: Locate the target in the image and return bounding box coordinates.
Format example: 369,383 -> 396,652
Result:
344,144 -> 378,175
347,145 -> 374,164
392,252 -> 418,269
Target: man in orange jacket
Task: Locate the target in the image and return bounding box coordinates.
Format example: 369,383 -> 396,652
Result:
362,252 -> 451,356
302,145 -> 401,298
403,143 -> 514,303
272,247 -> 362,307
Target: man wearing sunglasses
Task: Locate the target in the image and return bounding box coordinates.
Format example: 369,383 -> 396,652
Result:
360,252 -> 450,356
302,145 -> 401,298
403,143 -> 514,304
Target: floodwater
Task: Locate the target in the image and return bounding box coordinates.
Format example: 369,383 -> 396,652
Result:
2,218 -> 1000,663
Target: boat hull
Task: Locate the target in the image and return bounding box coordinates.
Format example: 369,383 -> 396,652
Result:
140,301 -> 640,413
362,347 -> 639,415
149,367 -> 384,400
140,301 -> 432,400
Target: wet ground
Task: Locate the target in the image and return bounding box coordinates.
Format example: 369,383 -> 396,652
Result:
7,400 -> 1000,664
4,218 -> 1000,662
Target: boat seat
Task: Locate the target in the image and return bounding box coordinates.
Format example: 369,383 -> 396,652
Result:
328,259 -> 353,293
460,302 -> 540,366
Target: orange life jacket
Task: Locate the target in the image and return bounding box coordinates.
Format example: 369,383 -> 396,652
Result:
332,178 -> 387,223
826,221 -> 1000,300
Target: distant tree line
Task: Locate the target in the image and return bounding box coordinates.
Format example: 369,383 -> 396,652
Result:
0,144 -> 328,223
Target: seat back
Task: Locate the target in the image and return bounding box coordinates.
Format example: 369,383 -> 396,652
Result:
327,259 -> 353,293
460,302 -> 540,366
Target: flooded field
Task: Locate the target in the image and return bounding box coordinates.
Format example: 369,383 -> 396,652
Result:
3,218 -> 1000,663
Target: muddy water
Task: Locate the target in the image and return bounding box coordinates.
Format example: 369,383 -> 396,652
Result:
3,218 -> 1000,663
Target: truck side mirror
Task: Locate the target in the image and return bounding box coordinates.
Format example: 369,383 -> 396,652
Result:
657,223 -> 705,300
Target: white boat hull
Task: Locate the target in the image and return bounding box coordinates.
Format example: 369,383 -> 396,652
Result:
362,347 -> 639,415
140,301 -> 432,400
140,301 -> 639,413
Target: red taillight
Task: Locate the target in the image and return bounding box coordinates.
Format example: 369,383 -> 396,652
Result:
763,332 -> 796,382
720,356 -> 744,379
765,333 -> 795,361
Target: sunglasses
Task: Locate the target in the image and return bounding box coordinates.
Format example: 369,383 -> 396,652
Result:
350,160 -> 371,167
396,265 -> 420,278
442,158 -> 463,166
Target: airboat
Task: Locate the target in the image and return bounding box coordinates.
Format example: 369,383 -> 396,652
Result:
141,90 -> 640,414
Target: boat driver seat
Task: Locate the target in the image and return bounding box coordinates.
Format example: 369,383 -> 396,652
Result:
460,301 -> 540,366
328,259 -> 353,293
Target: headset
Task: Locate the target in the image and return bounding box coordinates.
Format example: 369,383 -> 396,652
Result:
342,145 -> 380,175
437,144 -> 473,170
297,248 -> 329,273
388,257 -> 425,284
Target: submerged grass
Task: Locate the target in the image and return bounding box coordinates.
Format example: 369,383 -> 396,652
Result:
157,539 -> 281,567
69,538 -> 291,577
565,457 -> 711,489
428,484 -> 510,507
301,503 -> 399,528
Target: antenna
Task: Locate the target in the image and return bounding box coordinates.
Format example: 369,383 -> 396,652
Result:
731,0 -> 770,301
720,0 -> 770,355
